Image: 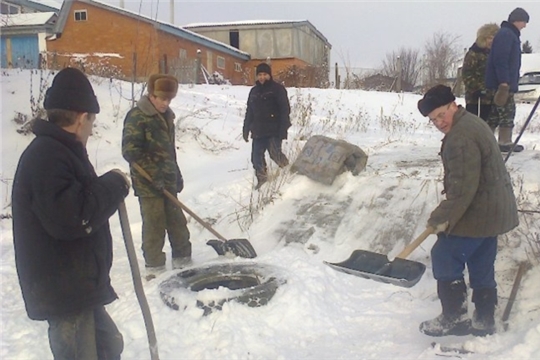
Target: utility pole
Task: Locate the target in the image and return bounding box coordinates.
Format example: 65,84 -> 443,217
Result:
170,0 -> 174,24
119,0 -> 124,8
396,55 -> 402,92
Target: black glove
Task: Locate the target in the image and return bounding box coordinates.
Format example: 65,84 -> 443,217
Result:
177,176 -> 184,193
243,129 -> 249,142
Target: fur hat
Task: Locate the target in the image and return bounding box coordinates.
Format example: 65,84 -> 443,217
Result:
476,23 -> 499,48
147,74 -> 178,99
417,85 -> 456,117
256,63 -> 272,76
44,67 -> 100,114
508,7 -> 529,23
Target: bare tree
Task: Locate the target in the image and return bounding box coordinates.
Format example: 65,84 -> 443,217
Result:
423,32 -> 462,87
381,47 -> 422,88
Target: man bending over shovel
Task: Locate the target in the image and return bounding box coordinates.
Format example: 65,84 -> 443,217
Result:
417,85 -> 518,337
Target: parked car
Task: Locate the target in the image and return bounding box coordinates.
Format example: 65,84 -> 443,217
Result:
515,71 -> 540,103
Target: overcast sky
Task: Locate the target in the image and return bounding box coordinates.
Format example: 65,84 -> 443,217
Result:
104,1 -> 540,70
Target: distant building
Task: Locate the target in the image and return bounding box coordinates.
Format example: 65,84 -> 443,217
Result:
184,20 -> 331,86
46,0 -> 250,83
1,0 -> 60,14
1,0 -> 60,69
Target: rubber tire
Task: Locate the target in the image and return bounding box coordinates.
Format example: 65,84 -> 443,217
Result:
159,262 -> 287,315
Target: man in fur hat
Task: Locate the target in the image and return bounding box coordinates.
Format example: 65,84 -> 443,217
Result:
12,67 -> 130,359
417,85 -> 518,337
485,7 -> 530,152
462,23 -> 499,120
122,74 -> 192,280
243,62 -> 291,190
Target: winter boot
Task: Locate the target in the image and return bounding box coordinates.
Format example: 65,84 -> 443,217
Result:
254,169 -> 268,190
471,288 -> 497,336
145,265 -> 166,281
420,279 -> 471,337
498,127 -> 524,152
172,256 -> 192,270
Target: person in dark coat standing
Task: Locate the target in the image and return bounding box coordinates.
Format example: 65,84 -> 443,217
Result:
485,7 -> 530,152
417,85 -> 518,338
12,68 -> 130,359
243,63 -> 291,189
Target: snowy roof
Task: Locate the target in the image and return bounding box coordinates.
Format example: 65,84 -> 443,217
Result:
55,0 -> 249,59
1,11 -> 56,27
184,20 -> 308,27
29,0 -> 61,9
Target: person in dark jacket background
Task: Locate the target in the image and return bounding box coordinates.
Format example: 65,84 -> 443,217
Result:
243,63 -> 291,190
462,23 -> 499,120
12,67 -> 130,359
417,85 -> 518,338
485,7 -> 529,152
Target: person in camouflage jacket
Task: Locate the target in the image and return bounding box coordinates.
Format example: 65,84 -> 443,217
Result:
122,74 -> 191,278
462,23 -> 499,121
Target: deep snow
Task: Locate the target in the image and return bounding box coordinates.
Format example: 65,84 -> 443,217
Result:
1,69 -> 539,359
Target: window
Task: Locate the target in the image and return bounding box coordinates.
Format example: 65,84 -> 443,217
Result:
1,2 -> 20,14
217,56 -> 225,70
229,30 -> 239,49
234,63 -> 242,72
179,49 -> 187,59
74,10 -> 87,21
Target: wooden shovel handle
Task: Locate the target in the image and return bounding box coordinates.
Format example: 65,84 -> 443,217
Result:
132,162 -> 227,242
395,227 -> 435,259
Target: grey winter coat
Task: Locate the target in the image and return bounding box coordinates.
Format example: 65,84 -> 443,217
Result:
428,107 -> 518,237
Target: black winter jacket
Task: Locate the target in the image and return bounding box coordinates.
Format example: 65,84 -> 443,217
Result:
12,119 -> 128,320
243,79 -> 291,139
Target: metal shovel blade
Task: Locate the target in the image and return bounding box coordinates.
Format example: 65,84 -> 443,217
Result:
324,250 -> 426,288
207,239 -> 257,258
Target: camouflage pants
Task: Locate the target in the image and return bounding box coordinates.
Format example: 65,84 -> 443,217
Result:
48,306 -> 123,360
139,196 -> 191,267
486,93 -> 516,129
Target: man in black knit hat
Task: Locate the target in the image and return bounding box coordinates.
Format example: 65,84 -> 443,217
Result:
485,7 -> 530,152
417,85 -> 518,337
12,67 -> 130,359
243,62 -> 291,190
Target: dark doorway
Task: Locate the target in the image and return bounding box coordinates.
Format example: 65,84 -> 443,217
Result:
229,30 -> 239,49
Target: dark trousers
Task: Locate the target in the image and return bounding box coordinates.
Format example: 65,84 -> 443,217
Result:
139,196 -> 191,267
431,233 -> 497,289
465,103 -> 492,122
48,306 -> 123,360
251,136 -> 289,174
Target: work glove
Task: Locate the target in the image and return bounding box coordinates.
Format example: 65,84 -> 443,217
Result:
110,168 -> 131,195
431,221 -> 449,234
242,129 -> 249,142
493,83 -> 509,107
177,175 -> 184,193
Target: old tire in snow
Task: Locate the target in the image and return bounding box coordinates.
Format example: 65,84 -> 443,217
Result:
159,262 -> 287,315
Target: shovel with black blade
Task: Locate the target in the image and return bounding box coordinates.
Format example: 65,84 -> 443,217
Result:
132,162 -> 257,258
324,227 -> 434,288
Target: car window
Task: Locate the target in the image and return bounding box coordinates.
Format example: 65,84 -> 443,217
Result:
519,72 -> 540,85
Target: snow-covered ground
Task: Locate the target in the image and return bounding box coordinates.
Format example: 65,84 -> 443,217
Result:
1,69 -> 539,359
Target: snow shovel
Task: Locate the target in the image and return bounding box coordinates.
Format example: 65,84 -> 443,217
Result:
131,162 -> 257,258
118,201 -> 160,360
324,227 -> 434,288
